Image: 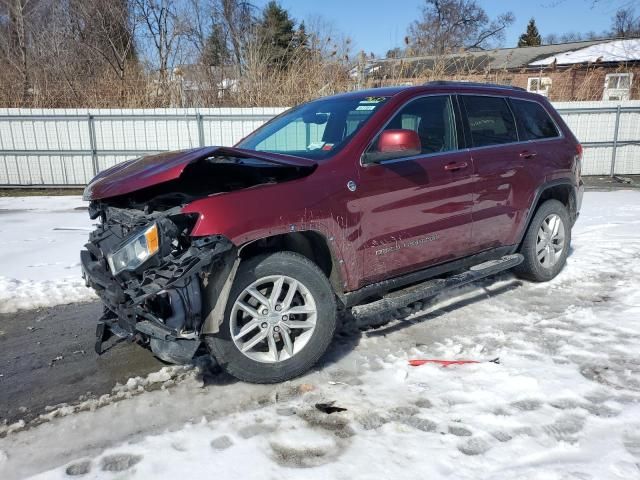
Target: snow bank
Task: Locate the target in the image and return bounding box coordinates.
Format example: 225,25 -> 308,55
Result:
1,190 -> 638,480
0,196 -> 95,312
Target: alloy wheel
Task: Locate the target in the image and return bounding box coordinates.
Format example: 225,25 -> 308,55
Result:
536,213 -> 565,268
230,275 -> 317,363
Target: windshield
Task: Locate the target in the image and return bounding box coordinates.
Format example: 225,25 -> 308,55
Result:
236,95 -> 390,160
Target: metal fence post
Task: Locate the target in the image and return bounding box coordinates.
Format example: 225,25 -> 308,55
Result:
196,112 -> 205,147
610,104 -> 621,177
87,114 -> 99,176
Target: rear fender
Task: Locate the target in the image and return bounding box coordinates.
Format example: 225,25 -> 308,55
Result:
516,178 -> 577,247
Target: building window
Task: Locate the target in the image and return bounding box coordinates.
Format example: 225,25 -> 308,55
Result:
527,76 -> 552,96
603,73 -> 632,101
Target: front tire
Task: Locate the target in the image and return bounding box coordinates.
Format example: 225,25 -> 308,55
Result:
205,251 -> 337,383
514,199 -> 571,282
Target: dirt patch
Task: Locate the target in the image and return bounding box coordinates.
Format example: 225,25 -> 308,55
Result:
65,460 -> 91,476
100,453 -> 142,472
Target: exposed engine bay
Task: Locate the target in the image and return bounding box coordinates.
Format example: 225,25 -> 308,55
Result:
96,154 -> 314,212
81,151 -> 314,363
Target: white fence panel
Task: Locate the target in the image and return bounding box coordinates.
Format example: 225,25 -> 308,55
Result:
0,102 -> 638,186
553,100 -> 640,176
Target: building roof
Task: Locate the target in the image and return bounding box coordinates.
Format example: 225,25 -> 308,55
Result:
360,38 -> 640,77
530,38 -> 640,66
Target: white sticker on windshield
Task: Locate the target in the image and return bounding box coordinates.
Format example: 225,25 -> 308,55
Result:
356,105 -> 376,111
307,142 -> 325,150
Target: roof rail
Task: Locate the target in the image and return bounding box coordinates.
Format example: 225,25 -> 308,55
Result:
424,80 -> 526,92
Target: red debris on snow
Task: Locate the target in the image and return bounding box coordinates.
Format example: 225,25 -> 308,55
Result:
409,357 -> 499,367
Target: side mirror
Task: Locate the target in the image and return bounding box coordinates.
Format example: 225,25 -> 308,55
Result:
362,129 -> 422,164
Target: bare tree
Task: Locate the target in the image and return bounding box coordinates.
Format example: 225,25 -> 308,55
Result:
71,0 -> 137,98
134,0 -> 188,85
0,0 -> 34,104
0,0 -> 356,108
304,14 -> 352,64
217,0 -> 254,74
611,7 -> 640,38
407,0 -> 514,55
543,33 -> 560,45
183,0 -> 214,61
559,31 -> 585,43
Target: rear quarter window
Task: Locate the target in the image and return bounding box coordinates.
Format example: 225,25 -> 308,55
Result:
510,99 -> 560,140
461,96 -> 518,147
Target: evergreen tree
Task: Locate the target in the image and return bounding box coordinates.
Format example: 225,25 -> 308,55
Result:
258,1 -> 295,68
203,21 -> 229,67
518,18 -> 542,47
292,21 -> 309,51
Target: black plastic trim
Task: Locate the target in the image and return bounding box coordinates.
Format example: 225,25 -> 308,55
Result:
343,245 -> 514,307
514,178 -> 578,247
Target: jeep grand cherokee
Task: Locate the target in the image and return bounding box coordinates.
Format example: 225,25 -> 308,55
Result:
81,81 -> 584,383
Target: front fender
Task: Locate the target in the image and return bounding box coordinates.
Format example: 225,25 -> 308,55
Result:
181,182 -> 361,291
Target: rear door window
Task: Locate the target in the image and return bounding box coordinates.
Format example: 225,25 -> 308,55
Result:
510,99 -> 559,140
461,96 -> 518,147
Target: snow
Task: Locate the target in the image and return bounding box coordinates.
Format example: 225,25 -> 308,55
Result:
530,38 -> 640,66
1,190 -> 640,479
0,196 -> 95,312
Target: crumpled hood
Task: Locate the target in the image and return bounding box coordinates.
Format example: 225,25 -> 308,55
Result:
83,146 -> 316,201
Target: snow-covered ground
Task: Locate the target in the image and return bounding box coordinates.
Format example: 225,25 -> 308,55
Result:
0,196 -> 95,312
1,191 -> 640,480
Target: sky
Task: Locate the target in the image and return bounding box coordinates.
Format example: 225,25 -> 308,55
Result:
253,0 -> 631,56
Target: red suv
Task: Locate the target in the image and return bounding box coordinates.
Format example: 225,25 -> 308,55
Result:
81,82 -> 584,383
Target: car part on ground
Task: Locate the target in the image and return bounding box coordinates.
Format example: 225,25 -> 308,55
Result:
408,357 -> 500,367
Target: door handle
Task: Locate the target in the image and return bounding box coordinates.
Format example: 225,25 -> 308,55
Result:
444,161 -> 469,171
519,151 -> 537,159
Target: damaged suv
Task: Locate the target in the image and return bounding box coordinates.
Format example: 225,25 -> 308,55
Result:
81,82 -> 583,383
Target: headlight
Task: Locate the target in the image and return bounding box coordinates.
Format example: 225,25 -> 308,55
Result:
107,224 -> 160,275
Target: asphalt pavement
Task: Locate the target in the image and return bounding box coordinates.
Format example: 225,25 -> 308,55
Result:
0,301 -> 163,424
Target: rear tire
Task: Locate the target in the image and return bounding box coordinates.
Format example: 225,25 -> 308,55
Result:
514,199 -> 571,282
205,251 -> 337,383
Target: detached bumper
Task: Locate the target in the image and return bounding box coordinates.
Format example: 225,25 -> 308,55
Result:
81,234 -> 234,336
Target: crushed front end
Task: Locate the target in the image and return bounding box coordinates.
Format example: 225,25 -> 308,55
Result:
81,202 -> 233,362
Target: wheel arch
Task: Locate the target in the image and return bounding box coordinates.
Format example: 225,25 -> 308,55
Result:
201,230 -> 345,336
238,230 -> 346,296
517,179 -> 577,248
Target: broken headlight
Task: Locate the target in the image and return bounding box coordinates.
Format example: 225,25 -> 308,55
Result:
107,223 -> 160,275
